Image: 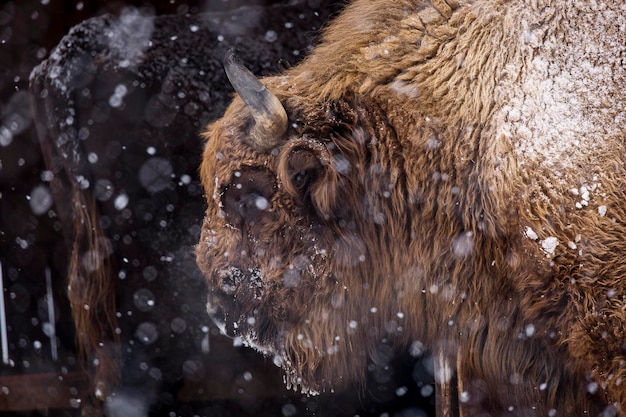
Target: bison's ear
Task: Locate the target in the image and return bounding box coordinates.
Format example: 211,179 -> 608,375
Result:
278,138 -> 347,221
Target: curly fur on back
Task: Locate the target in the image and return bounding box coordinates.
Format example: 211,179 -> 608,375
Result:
197,0 -> 626,415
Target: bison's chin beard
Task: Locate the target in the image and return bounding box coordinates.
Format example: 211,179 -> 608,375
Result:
208,305 -> 367,395
270,320 -> 369,396
218,320 -> 364,396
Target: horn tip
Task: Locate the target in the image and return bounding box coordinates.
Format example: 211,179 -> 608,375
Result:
223,49 -> 237,67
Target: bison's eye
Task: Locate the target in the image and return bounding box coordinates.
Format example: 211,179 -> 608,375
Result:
279,145 -> 346,221
222,170 -> 275,226
284,149 -> 322,199
293,169 -> 315,194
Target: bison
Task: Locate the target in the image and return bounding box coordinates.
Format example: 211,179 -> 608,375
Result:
196,0 -> 626,415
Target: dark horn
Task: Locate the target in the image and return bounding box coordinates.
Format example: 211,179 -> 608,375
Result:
224,50 -> 288,150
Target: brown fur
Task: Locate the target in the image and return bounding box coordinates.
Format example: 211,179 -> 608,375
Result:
67,185 -> 121,408
197,0 -> 626,415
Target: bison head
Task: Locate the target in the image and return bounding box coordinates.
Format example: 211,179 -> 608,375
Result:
195,53 -> 416,393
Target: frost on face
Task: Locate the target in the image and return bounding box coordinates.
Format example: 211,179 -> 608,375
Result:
216,266 -> 263,298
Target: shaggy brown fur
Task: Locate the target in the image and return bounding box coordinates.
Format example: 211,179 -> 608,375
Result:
67,185 -> 121,410
197,0 -> 626,415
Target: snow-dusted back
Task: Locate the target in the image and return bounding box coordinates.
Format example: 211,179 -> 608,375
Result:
497,2 -> 626,185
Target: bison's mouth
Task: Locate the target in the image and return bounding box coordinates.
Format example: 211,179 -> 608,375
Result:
206,266 -> 324,395
206,266 -> 281,352
205,291 -> 239,337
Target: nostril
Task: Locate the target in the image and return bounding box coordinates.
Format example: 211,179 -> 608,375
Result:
217,267 -> 246,295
